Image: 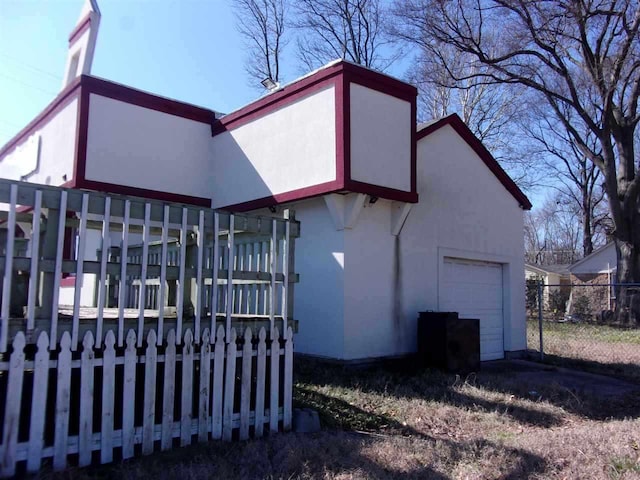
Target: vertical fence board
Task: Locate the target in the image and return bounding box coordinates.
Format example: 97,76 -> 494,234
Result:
101,331 -> 116,463
254,328 -> 267,437
222,329 -> 237,441
49,190 -> 68,349
26,189 -> 42,331
26,332 -> 50,473
270,326 -> 280,432
0,332 -> 25,476
157,206 -> 170,346
161,329 -> 176,451
283,327 -> 293,430
180,329 -> 194,447
122,330 -> 137,460
176,209 -> 188,344
142,330 -> 158,455
198,329 -> 211,442
71,194 -> 90,351
211,326 -> 225,440
194,212 -> 204,343
269,220 -> 277,336
210,213 -> 220,341
96,196 -> 111,345
137,204 -> 151,348
239,327 -> 252,440
0,184 -> 17,353
53,332 -> 72,470
226,216 -> 235,338
79,331 -> 95,467
117,200 -> 131,347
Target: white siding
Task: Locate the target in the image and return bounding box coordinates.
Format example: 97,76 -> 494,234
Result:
349,84 -> 411,192
85,94 -> 213,200
211,86 -> 337,208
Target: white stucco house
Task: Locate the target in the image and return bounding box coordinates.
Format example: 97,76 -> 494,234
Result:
0,1 -> 531,362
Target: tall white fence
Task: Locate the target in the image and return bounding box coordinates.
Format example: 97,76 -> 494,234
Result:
0,179 -> 299,475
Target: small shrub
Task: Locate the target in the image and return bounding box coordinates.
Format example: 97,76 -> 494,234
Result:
572,295 -> 591,322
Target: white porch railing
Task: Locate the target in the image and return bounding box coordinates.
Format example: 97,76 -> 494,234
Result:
0,178 -> 299,475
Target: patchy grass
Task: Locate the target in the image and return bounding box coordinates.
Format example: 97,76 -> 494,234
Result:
38,358 -> 640,480
527,319 -> 640,383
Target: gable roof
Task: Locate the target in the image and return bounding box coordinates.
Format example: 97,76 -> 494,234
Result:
417,113 -> 532,210
525,264 -> 571,276
569,242 -> 616,272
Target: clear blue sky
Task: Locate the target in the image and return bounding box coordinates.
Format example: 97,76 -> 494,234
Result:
0,0 -> 309,146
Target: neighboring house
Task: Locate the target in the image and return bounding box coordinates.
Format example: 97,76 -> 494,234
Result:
568,243 -> 617,315
0,1 -> 532,362
525,264 -> 571,311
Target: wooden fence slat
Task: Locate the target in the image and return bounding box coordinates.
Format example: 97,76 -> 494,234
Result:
270,326 -> 280,433
142,329 -> 158,455
282,217 -> 290,324
79,331 -> 95,467
239,327 -> 252,440
137,203 -> 151,348
0,184 -> 17,353
254,327 -> 267,438
96,196 -> 111,345
53,332 -> 72,470
180,329 -> 194,447
198,328 -> 211,442
122,330 -> 137,460
117,200 -> 131,347
161,329 -> 176,451
101,331 -> 116,463
26,332 -> 50,473
194,211 -> 204,343
269,219 -> 277,336
222,328 -> 237,441
26,189 -> 42,331
211,326 -> 225,440
71,193 -> 89,351
176,208 -> 188,344
226,216 -> 235,338
0,332 -> 25,476
49,190 -> 68,349
210,213 -> 220,341
283,326 -> 293,431
157,205 -> 170,346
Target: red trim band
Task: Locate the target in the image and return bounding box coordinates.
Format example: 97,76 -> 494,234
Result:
69,15 -> 92,44
417,114 -> 532,210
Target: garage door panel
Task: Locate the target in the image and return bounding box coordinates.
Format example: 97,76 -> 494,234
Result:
440,257 -> 504,361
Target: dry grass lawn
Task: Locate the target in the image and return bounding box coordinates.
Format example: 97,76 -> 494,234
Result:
36,358 -> 640,480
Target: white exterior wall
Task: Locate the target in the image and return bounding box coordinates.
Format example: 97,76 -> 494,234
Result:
398,125 -> 526,354
85,94 -> 213,200
289,124 -> 526,360
571,243 -> 616,275
349,84 -> 411,192
211,86 -> 337,208
0,98 -> 79,186
289,197 -> 346,359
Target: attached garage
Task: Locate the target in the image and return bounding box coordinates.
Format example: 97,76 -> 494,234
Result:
439,257 -> 505,361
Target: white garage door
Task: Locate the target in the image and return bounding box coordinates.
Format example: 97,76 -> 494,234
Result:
439,257 -> 504,361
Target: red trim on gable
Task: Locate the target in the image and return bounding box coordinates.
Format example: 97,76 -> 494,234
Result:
417,114 -> 532,210
60,276 -> 76,287
345,180 -> 419,203
70,178 -> 212,207
0,77 -> 82,160
68,14 -> 92,44
81,75 -> 215,124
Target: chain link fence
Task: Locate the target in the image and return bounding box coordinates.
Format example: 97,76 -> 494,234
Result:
527,281 -> 640,383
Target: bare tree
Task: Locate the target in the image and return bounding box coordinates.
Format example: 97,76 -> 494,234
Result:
233,0 -> 288,87
294,0 -> 397,70
393,0 -> 640,317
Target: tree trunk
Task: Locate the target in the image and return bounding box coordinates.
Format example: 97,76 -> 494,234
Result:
613,214 -> 640,324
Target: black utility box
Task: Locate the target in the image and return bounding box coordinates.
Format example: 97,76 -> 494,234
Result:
417,311 -> 480,373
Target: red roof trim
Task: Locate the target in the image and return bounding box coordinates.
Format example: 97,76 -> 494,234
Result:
82,75 -> 215,124
417,114 -> 532,210
0,77 -> 82,160
69,14 -> 92,44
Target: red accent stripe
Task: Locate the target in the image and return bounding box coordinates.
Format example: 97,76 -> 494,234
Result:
68,15 -> 92,44
417,114 -> 532,210
345,180 -> 419,203
72,178 -> 212,207
0,78 -> 82,159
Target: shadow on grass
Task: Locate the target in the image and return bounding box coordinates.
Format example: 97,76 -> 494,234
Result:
533,352 -> 640,386
293,388 -> 547,479
294,356 -> 640,426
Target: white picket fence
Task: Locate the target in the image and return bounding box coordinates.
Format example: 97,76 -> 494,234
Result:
0,324 -> 293,477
